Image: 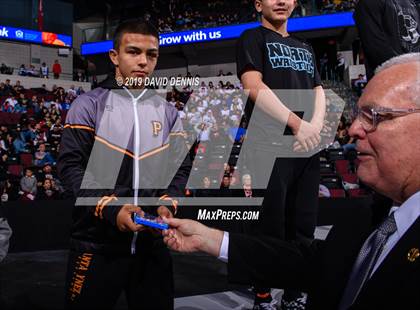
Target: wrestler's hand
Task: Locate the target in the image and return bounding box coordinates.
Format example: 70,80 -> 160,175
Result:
293,120 -> 321,152
157,205 -> 173,219
116,204 -> 145,232
148,206 -> 174,237
162,218 -> 223,257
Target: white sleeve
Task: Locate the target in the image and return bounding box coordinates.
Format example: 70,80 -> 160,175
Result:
217,231 -> 229,263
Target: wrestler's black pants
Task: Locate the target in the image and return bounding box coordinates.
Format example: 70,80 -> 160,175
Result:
64,237 -> 173,310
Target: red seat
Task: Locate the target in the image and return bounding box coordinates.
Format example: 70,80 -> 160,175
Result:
341,173 -> 358,183
329,189 -> 346,198
20,153 -> 33,167
0,96 -> 8,105
61,110 -> 68,122
8,164 -> 23,177
44,94 -> 55,101
335,159 -> 349,175
208,162 -> 223,170
348,188 -> 367,197
26,108 -> 35,117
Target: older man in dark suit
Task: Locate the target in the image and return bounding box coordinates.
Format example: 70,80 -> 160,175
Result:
162,53 -> 420,309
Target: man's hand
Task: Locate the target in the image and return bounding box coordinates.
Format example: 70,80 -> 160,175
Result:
116,204 -> 145,232
162,218 -> 223,257
292,120 -> 321,152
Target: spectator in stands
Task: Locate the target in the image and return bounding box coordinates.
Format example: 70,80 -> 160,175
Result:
0,136 -> 6,153
242,173 -> 253,197
14,80 -> 24,93
60,98 -> 71,111
36,163 -> 57,183
49,123 -> 63,148
26,65 -> 38,77
1,179 -> 18,202
12,134 -> 28,154
40,62 -> 49,78
3,79 -> 12,95
219,174 -> 232,197
40,84 -> 48,94
3,134 -> 15,155
50,118 -> 63,131
52,60 -> 62,79
0,126 -> 9,139
228,119 -> 246,143
56,87 -> 66,102
0,83 -> 5,96
20,121 -> 36,143
50,102 -> 61,117
336,52 -> 345,82
220,105 -> 230,119
353,74 -> 367,96
18,92 -> 30,107
74,69 -> 85,82
13,99 -> 27,114
30,95 -> 38,107
19,168 -> 37,200
195,122 -> 211,142
34,143 -> 54,166
209,95 -> 221,107
50,178 -> 63,195
76,86 -> 85,96
320,52 -> 329,79
32,123 -> 48,146
18,64 -> 27,76
203,109 -> 216,127
37,178 -> 59,200
0,63 -> 7,74
195,176 -> 213,197
67,85 -> 77,97
0,152 -> 8,181
3,96 -> 17,112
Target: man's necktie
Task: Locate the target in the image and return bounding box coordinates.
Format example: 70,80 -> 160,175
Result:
339,212 -> 397,310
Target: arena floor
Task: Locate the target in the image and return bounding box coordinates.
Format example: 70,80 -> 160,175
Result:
1,227 -> 331,310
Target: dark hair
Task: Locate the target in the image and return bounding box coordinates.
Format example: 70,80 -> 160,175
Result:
113,19 -> 159,51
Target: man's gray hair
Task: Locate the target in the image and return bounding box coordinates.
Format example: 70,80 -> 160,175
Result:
375,53 -> 420,107
242,173 -> 251,184
375,53 -> 420,74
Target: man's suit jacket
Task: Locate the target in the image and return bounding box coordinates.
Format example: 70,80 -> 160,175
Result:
227,205 -> 420,309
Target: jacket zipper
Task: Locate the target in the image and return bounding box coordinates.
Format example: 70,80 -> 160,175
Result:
124,87 -> 147,254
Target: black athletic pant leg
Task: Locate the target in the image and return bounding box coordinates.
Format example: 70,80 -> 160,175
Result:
65,251 -> 130,310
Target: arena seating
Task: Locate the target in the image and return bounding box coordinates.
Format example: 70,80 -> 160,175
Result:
142,0 -> 359,33
0,71 -> 368,201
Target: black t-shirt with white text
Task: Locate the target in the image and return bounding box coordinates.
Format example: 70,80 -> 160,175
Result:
236,26 -> 322,147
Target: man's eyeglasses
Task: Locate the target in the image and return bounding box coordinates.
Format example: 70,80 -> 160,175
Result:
353,106 -> 420,132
